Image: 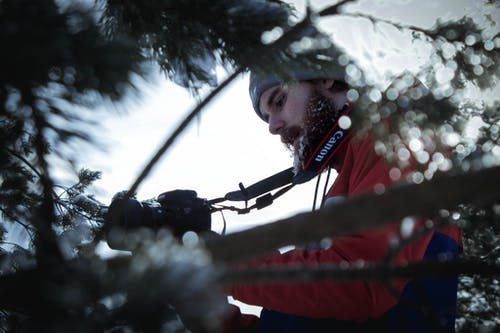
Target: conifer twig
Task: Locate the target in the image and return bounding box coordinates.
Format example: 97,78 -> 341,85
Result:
220,258 -> 499,285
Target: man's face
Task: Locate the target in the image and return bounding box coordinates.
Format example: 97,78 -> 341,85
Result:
259,81 -> 346,171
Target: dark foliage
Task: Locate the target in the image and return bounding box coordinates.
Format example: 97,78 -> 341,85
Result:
0,0 -> 498,332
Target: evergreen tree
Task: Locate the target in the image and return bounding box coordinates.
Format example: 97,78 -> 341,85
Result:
0,0 -> 498,332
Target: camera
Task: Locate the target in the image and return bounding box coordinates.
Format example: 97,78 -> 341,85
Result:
105,189 -> 212,241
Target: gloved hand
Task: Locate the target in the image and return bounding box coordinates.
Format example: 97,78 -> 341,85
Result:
105,190 -> 212,248
156,189 -> 212,236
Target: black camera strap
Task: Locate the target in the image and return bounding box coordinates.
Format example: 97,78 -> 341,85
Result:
209,168 -> 296,214
222,167 -> 296,202
211,103 -> 352,214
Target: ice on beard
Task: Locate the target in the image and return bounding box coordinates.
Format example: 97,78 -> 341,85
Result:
290,94 -> 340,174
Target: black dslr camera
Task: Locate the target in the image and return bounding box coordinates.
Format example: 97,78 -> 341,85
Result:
105,190 -> 212,247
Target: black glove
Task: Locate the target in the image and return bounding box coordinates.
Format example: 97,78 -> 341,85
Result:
156,189 -> 211,236
105,190 -> 212,241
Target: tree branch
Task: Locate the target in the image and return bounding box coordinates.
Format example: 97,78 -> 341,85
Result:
0,206 -> 35,242
318,0 -> 357,17
4,147 -> 43,179
325,11 -> 433,37
205,165 -> 500,263
125,2 -> 342,196
321,9 -> 490,49
220,258 -> 500,286
30,99 -> 64,265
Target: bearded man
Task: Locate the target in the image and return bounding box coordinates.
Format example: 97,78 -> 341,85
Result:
222,69 -> 462,333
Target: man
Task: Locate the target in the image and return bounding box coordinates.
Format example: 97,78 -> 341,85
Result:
222,67 -> 462,333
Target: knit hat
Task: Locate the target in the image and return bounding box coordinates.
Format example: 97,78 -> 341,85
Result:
249,64 -> 346,121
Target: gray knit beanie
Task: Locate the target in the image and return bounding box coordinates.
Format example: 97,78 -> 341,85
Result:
249,65 -> 346,121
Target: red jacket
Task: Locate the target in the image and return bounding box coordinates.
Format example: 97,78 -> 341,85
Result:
224,134 -> 461,331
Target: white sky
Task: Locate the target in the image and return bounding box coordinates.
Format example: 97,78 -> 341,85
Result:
74,0 -> 496,236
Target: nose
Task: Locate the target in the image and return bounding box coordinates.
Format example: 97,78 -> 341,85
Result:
268,114 -> 284,135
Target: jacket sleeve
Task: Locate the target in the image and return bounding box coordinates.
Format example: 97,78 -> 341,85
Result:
226,223 -> 435,320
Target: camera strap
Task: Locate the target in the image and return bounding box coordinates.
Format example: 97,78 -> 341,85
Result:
222,167 -> 296,202
293,103 -> 353,183
210,103 -> 352,214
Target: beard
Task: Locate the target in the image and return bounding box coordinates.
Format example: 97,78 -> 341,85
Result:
281,92 -> 344,173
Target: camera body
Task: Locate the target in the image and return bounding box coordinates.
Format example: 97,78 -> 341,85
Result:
106,190 -> 212,241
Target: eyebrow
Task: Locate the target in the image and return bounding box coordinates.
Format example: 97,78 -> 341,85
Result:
265,87 -> 281,109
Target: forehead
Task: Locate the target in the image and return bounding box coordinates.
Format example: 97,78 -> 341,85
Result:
258,85 -> 282,113
258,81 -> 314,115
260,85 -> 281,99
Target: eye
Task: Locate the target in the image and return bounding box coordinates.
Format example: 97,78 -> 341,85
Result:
331,80 -> 348,93
274,93 -> 286,109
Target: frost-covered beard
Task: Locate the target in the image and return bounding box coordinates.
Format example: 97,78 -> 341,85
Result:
283,93 -> 344,173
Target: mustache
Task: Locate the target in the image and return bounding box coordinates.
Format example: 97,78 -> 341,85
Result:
280,126 -> 303,146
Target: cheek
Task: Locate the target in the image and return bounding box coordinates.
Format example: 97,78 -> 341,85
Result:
286,96 -> 309,123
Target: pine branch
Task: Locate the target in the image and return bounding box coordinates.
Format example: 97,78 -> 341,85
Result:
220,258 -> 500,286
253,6 -> 314,56
4,148 -> 42,180
321,6 -> 490,50
6,149 -> 68,219
480,245 -> 500,261
326,11 -> 434,39
0,206 -> 35,241
30,105 -> 64,265
0,249 -> 224,332
205,165 -> 500,263
125,4 -> 336,195
0,245 -> 496,330
317,0 -> 357,17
